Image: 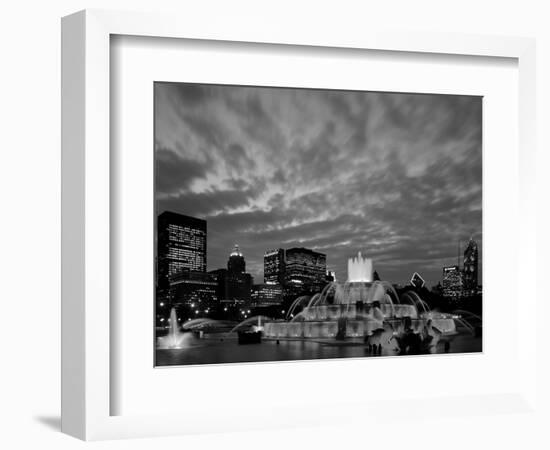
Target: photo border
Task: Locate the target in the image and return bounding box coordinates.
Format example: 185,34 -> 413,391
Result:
151,80 -> 484,367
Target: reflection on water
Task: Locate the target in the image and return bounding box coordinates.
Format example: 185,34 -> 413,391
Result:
155,334 -> 482,367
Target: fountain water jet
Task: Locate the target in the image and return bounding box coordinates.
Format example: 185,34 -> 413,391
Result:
347,251 -> 373,282
157,308 -> 193,349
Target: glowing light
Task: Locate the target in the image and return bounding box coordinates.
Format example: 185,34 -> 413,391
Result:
230,244 -> 243,257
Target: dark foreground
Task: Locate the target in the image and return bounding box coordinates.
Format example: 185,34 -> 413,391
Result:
155,333 -> 482,367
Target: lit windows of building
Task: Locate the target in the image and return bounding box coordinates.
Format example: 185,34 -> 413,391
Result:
169,271 -> 218,311
264,248 -> 286,286
251,284 -> 283,307
462,238 -> 479,295
442,265 -> 463,298
156,211 -> 207,310
285,247 -> 327,296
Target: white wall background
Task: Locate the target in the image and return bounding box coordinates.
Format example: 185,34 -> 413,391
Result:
0,0 -> 548,448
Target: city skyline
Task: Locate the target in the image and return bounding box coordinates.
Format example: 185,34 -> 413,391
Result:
155,83 -> 482,286
157,209 -> 480,289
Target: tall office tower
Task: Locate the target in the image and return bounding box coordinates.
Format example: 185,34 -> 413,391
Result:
285,247 -> 327,295
156,211 -> 207,306
225,245 -> 253,304
441,265 -> 464,298
228,244 -> 246,274
462,237 -> 479,294
264,248 -> 286,285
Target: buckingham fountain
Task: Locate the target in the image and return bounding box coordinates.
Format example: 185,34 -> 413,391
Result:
262,252 -> 458,353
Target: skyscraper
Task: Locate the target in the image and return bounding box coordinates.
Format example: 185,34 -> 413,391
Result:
225,245 -> 253,304
463,237 -> 479,294
442,265 -> 463,298
228,244 -> 246,274
157,211 -> 207,304
264,248 -> 286,285
285,247 -> 327,295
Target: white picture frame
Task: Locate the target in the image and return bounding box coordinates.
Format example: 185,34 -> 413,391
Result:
61,9 -> 537,441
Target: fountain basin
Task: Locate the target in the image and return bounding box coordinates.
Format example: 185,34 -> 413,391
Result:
298,304 -> 419,321
264,315 -> 456,340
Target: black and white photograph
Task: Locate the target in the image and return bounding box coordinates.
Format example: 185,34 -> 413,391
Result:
154,82 -> 483,366
3,0 -> 546,446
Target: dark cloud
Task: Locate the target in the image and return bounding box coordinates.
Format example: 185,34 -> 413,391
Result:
155,83 -> 482,286
155,146 -> 209,194
226,92 -> 287,152
158,188 -> 256,218
225,143 -> 256,171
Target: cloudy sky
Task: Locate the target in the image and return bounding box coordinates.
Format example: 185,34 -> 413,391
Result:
155,82 -> 482,286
